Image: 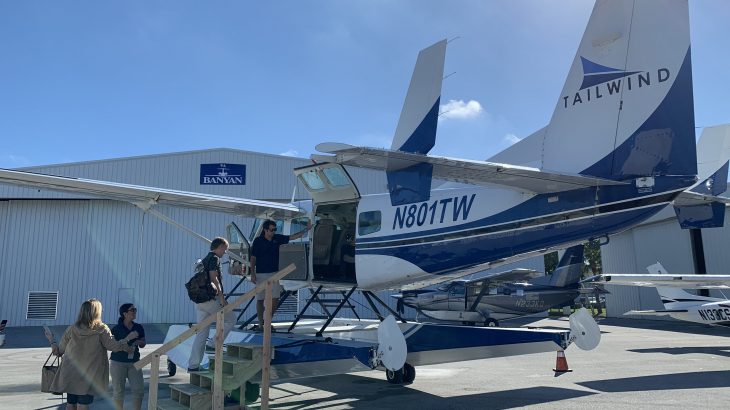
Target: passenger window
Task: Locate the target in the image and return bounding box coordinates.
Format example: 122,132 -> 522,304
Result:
358,211 -> 382,235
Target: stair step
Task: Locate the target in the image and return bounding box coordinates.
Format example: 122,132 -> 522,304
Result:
168,383 -> 212,409
156,398 -> 190,410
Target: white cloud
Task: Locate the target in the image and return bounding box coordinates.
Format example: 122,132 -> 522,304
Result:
279,149 -> 299,157
439,99 -> 484,120
503,133 -> 522,145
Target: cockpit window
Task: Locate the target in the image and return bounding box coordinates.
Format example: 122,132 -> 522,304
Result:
450,283 -> 465,295
300,170 -> 325,190
290,217 -> 311,239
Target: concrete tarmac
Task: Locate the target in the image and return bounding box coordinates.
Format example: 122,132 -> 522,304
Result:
1,317 -> 729,409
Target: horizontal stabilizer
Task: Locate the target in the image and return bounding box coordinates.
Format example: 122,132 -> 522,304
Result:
0,168 -> 304,219
313,144 -> 627,194
625,309 -> 688,316
602,273 -> 730,289
673,201 -> 726,229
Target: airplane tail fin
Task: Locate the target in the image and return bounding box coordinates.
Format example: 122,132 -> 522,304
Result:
386,39 -> 446,205
646,262 -> 718,307
491,0 -> 695,181
549,245 -> 585,287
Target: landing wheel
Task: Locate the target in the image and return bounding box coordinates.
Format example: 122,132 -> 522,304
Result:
386,368 -> 404,384
402,363 -> 416,383
484,318 -> 499,327
244,381 -> 260,403
167,359 -> 177,377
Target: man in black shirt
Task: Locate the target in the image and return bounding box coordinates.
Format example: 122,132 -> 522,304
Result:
188,237 -> 236,370
251,219 -> 310,328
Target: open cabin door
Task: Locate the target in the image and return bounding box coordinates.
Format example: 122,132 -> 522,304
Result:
294,163 -> 360,204
295,163 -> 360,284
226,221 -> 250,276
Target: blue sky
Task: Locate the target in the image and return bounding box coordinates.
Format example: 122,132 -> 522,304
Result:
1,1 -> 728,168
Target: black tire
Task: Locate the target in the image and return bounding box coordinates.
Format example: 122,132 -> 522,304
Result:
244,381 -> 261,403
167,359 -> 177,377
484,318 -> 499,327
402,363 -> 416,383
386,368 -> 404,384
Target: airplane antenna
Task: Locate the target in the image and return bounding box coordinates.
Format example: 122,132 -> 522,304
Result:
291,184 -> 297,203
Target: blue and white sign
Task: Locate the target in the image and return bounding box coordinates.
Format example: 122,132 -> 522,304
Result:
200,163 -> 246,185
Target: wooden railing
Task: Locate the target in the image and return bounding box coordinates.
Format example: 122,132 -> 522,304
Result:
135,264 -> 295,410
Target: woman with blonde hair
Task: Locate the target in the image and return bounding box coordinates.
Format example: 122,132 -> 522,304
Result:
50,299 -> 137,409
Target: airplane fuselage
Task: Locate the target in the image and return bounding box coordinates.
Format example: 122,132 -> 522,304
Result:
347,175 -> 692,290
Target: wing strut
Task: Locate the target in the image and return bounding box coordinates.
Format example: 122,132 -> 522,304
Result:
134,202 -> 246,264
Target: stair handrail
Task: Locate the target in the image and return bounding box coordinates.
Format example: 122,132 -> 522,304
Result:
135,263 -> 295,410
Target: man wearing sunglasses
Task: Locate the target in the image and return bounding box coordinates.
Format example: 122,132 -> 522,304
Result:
250,219 -> 310,330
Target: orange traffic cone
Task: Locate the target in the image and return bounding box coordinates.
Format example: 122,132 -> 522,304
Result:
553,350 -> 572,374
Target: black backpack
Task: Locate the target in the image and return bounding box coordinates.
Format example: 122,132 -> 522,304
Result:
185,258 -> 216,303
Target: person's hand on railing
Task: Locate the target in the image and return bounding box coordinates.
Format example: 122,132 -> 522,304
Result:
51,343 -> 61,357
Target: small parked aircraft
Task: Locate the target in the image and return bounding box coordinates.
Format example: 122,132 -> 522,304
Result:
392,245 -> 607,326
603,262 -> 730,327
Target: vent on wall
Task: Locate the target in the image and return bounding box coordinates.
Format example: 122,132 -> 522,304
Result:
27,292 -> 59,320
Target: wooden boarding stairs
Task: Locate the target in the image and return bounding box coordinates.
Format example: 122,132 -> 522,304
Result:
135,264 -> 295,410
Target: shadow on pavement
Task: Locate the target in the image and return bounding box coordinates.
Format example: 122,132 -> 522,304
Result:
628,346 -> 730,358
596,317 -> 730,336
578,370 -> 730,393
266,373 -> 596,409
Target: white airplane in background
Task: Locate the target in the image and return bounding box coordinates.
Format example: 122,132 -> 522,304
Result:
0,0 -> 728,384
603,263 -> 730,327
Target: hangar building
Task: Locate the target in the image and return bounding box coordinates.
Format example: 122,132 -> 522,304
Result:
601,198 -> 730,319
0,148 -> 395,327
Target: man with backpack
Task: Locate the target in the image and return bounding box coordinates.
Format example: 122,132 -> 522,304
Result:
187,237 -> 235,371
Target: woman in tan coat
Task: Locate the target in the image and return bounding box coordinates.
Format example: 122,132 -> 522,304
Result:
51,299 -> 137,409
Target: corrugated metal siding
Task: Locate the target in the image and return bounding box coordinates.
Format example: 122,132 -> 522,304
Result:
0,148 -> 388,200
603,218 -> 696,319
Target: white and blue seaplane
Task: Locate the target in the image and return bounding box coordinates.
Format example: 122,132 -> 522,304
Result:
0,0 -> 726,396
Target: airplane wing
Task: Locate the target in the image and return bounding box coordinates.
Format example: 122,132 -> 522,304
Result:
602,274 -> 730,289
312,143 -> 627,194
466,268 -> 543,285
0,168 -> 305,219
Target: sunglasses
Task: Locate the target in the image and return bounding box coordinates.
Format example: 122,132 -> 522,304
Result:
126,307 -> 137,313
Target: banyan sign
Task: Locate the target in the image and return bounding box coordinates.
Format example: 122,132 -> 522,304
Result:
200,163 -> 246,185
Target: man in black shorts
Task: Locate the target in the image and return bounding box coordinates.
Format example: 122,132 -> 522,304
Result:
251,219 -> 310,328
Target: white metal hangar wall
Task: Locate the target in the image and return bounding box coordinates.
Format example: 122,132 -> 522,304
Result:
0,148 -> 393,327
601,198 -> 730,320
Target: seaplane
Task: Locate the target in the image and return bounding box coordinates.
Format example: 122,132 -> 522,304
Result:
0,0 -> 726,399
